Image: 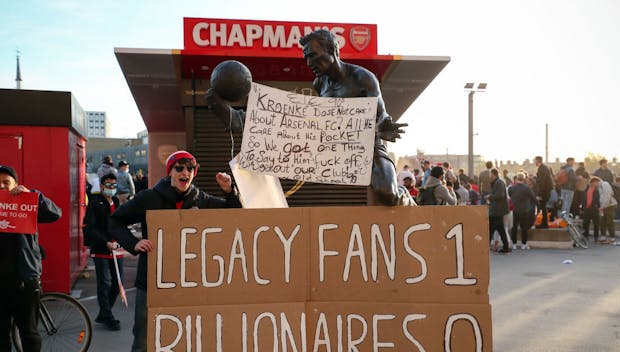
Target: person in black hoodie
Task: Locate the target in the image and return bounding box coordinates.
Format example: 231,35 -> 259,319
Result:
0,165 -> 62,351
508,172 -> 538,249
582,176 -> 601,242
83,172 -> 123,331
109,151 -> 241,352
534,156 -> 553,228
485,168 -> 511,253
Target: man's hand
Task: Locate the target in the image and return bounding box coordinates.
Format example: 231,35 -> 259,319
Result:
215,172 -> 233,193
377,119 -> 407,142
134,239 -> 153,253
9,185 -> 30,196
106,241 -> 120,252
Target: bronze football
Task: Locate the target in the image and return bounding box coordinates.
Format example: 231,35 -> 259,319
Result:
210,60 -> 252,102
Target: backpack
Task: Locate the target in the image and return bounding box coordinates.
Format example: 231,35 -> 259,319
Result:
554,169 -> 568,185
418,185 -> 438,205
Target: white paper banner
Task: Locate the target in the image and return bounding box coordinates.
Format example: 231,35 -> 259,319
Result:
238,83 -> 376,186
229,155 -> 288,209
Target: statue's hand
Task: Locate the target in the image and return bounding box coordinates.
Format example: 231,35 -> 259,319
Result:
377,119 -> 407,142
205,88 -> 238,130
205,88 -> 227,110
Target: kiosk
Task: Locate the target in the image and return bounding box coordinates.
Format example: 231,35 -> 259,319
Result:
115,18 -> 450,206
0,88 -> 88,293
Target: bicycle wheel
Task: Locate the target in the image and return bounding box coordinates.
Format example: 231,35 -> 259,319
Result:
567,222 -> 588,249
12,292 -> 92,352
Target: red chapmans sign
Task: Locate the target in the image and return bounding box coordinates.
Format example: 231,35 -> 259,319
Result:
183,18 -> 378,57
0,190 -> 39,234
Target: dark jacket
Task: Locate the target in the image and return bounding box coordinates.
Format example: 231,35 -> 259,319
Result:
582,186 -> 600,209
83,193 -> 120,255
488,178 -> 509,217
560,164 -> 577,190
109,177 -> 242,290
508,183 -> 537,214
0,190 -> 62,281
535,163 -> 553,197
593,168 -> 614,184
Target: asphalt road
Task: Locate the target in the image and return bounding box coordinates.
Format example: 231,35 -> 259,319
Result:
73,240 -> 620,351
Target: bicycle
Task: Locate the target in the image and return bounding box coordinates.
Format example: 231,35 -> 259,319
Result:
561,211 -> 588,249
12,291 -> 93,352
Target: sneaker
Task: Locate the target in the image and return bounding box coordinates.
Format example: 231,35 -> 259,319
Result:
521,243 -> 530,250
497,248 -> 512,254
512,244 -> 517,251
95,316 -> 120,325
535,224 -> 549,229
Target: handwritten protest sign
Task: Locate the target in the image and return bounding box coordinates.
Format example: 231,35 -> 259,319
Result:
0,191 -> 39,234
146,206 -> 493,351
238,83 -> 377,185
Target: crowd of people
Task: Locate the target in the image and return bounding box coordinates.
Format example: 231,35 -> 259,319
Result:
2,23 -> 618,350
91,155 -> 148,202
84,151 -> 241,351
397,156 -> 619,252
1,151 -> 241,351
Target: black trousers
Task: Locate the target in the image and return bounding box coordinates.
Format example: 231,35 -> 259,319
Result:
511,211 -> 533,245
538,194 -> 550,226
489,215 -> 510,250
582,207 -> 600,238
0,276 -> 41,352
93,257 -> 124,322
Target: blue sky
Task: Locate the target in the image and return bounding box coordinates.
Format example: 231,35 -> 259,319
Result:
2,0 -> 619,164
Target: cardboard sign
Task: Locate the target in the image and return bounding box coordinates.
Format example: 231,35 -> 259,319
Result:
0,190 -> 39,234
149,302 -> 491,351
147,207 -> 309,307
238,83 -> 376,186
146,206 -> 492,351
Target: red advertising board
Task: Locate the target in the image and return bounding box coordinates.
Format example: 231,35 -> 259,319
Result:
183,18 -> 378,57
0,190 -> 39,234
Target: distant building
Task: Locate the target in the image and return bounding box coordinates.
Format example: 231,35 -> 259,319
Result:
86,134 -> 148,176
396,153 -> 483,176
137,129 -> 148,144
86,111 -> 109,137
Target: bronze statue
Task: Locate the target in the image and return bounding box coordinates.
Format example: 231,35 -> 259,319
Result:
206,29 -> 412,206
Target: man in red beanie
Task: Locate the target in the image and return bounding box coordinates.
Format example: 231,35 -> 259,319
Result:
109,151 -> 241,352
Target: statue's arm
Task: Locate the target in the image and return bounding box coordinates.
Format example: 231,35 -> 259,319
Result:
205,88 -> 245,133
357,68 -> 407,142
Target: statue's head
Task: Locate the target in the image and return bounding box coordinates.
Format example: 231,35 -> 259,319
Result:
300,29 -> 340,59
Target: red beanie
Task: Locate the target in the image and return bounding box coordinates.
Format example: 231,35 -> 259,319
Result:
166,151 -> 198,176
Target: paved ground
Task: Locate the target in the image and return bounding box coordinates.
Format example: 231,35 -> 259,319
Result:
490,242 -> 620,352
72,239 -> 620,351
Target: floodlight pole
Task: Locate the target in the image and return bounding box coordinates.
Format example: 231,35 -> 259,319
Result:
468,91 -> 475,179
465,83 -> 486,180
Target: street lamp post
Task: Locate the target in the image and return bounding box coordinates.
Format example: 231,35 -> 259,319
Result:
464,82 -> 487,180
